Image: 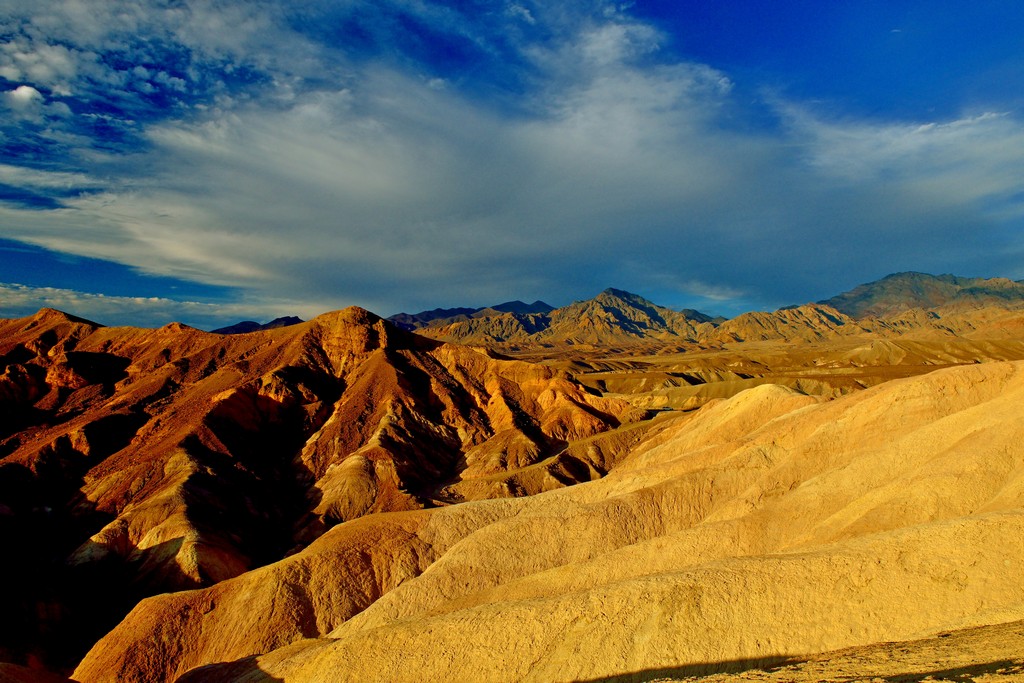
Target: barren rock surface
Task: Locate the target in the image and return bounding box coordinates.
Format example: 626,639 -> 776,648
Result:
4,290 -> 1024,681
75,361 -> 1024,682
0,307 -> 639,670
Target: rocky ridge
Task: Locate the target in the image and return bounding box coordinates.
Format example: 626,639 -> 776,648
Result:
410,275 -> 1024,348
421,288 -> 717,345
388,300 -> 554,331
210,315 -> 304,334
820,271 -> 1024,318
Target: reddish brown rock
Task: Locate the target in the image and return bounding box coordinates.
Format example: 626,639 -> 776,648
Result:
0,306 -> 640,671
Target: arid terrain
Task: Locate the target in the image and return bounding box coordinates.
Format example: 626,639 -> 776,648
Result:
2,273 -> 1024,682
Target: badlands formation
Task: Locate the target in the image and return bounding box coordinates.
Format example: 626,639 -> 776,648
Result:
1,272 -> 1024,682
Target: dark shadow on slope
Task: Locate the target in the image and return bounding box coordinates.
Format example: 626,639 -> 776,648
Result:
544,452 -> 601,485
0,343 -> 36,367
378,350 -> 479,494
25,411 -> 149,510
182,425 -> 319,570
0,363 -> 48,440
572,656 -> 1024,682
190,366 -> 344,564
0,404 -> 152,672
63,351 -> 130,386
175,656 -> 285,682
0,461 -> 125,674
573,656 -> 801,682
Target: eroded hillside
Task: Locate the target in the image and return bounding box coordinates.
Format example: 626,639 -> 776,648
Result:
0,307 -> 643,671
72,361 -> 1024,682
3,285 -> 1024,682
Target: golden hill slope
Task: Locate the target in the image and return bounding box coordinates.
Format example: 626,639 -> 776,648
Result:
73,360 -> 1024,682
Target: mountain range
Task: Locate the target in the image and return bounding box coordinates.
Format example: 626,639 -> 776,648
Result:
386,273 -> 1024,347
210,316 -> 304,335
819,271 -> 1024,318
201,272 -> 1024,348
3,270 -> 1024,682
387,299 -> 554,331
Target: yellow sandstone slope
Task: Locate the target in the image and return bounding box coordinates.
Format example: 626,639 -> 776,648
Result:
77,360 -> 1024,682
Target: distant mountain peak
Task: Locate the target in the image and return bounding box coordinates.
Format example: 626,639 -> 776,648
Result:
822,272 -> 1024,319
212,315 -> 304,335
489,300 -> 555,315
28,307 -> 99,327
388,299 -> 553,331
416,288 -> 715,345
597,287 -> 648,302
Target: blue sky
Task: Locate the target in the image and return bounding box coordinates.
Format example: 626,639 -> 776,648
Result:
1,1 -> 1023,327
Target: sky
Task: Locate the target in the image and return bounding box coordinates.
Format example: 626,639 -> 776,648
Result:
1,0 -> 1023,328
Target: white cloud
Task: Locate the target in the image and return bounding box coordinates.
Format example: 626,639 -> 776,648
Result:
0,0 -> 327,124
0,31 -> 763,309
652,276 -> 747,303
6,84 -> 43,105
786,106 -> 1024,220
0,163 -> 93,189
2,84 -> 52,122
0,282 -> 306,329
1,0 -> 277,60
578,21 -> 660,66
507,4 -> 536,25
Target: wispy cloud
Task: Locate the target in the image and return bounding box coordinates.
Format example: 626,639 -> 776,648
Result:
0,14 -> 763,311
789,108 -> 1024,210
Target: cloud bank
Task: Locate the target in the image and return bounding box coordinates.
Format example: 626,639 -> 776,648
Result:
1,1 -> 1022,323
0,282 -> 301,329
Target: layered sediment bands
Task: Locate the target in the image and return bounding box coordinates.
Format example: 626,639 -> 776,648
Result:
0,307 -> 638,671
76,361 -> 1024,682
